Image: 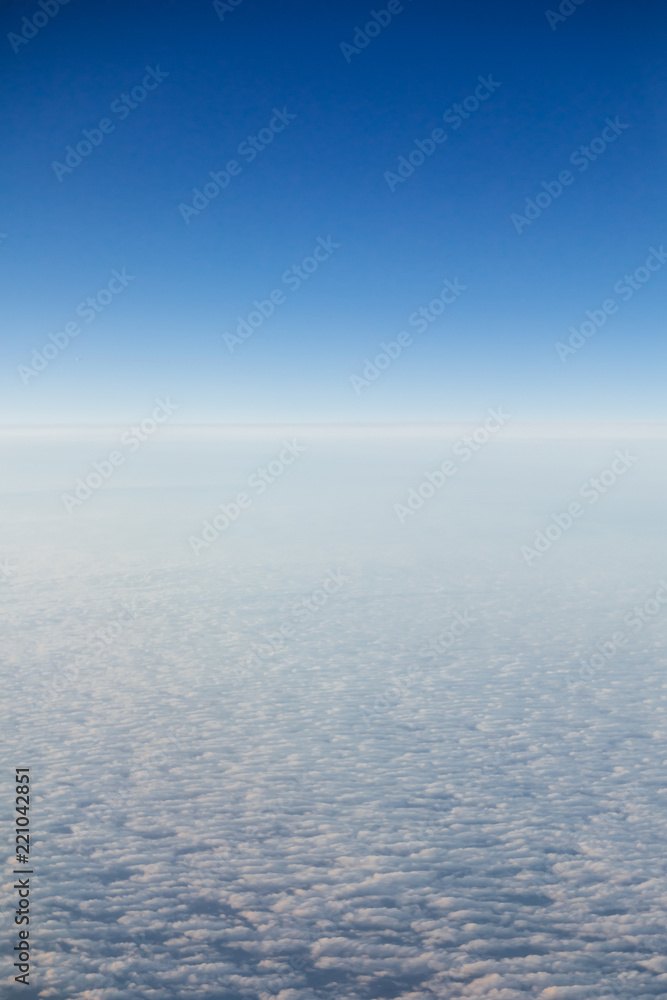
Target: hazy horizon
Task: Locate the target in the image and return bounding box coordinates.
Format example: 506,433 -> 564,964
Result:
2,0 -> 666,996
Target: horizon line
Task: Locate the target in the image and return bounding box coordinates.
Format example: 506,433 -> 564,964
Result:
0,420 -> 666,440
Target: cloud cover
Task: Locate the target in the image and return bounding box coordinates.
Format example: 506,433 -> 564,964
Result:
1,435 -> 667,998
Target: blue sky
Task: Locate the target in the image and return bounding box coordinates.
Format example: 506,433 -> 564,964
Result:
1,0 -> 665,424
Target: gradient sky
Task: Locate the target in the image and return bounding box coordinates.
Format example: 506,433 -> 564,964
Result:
1,0 -> 665,424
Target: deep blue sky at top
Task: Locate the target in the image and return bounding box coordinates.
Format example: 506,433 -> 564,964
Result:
0,0 -> 664,424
